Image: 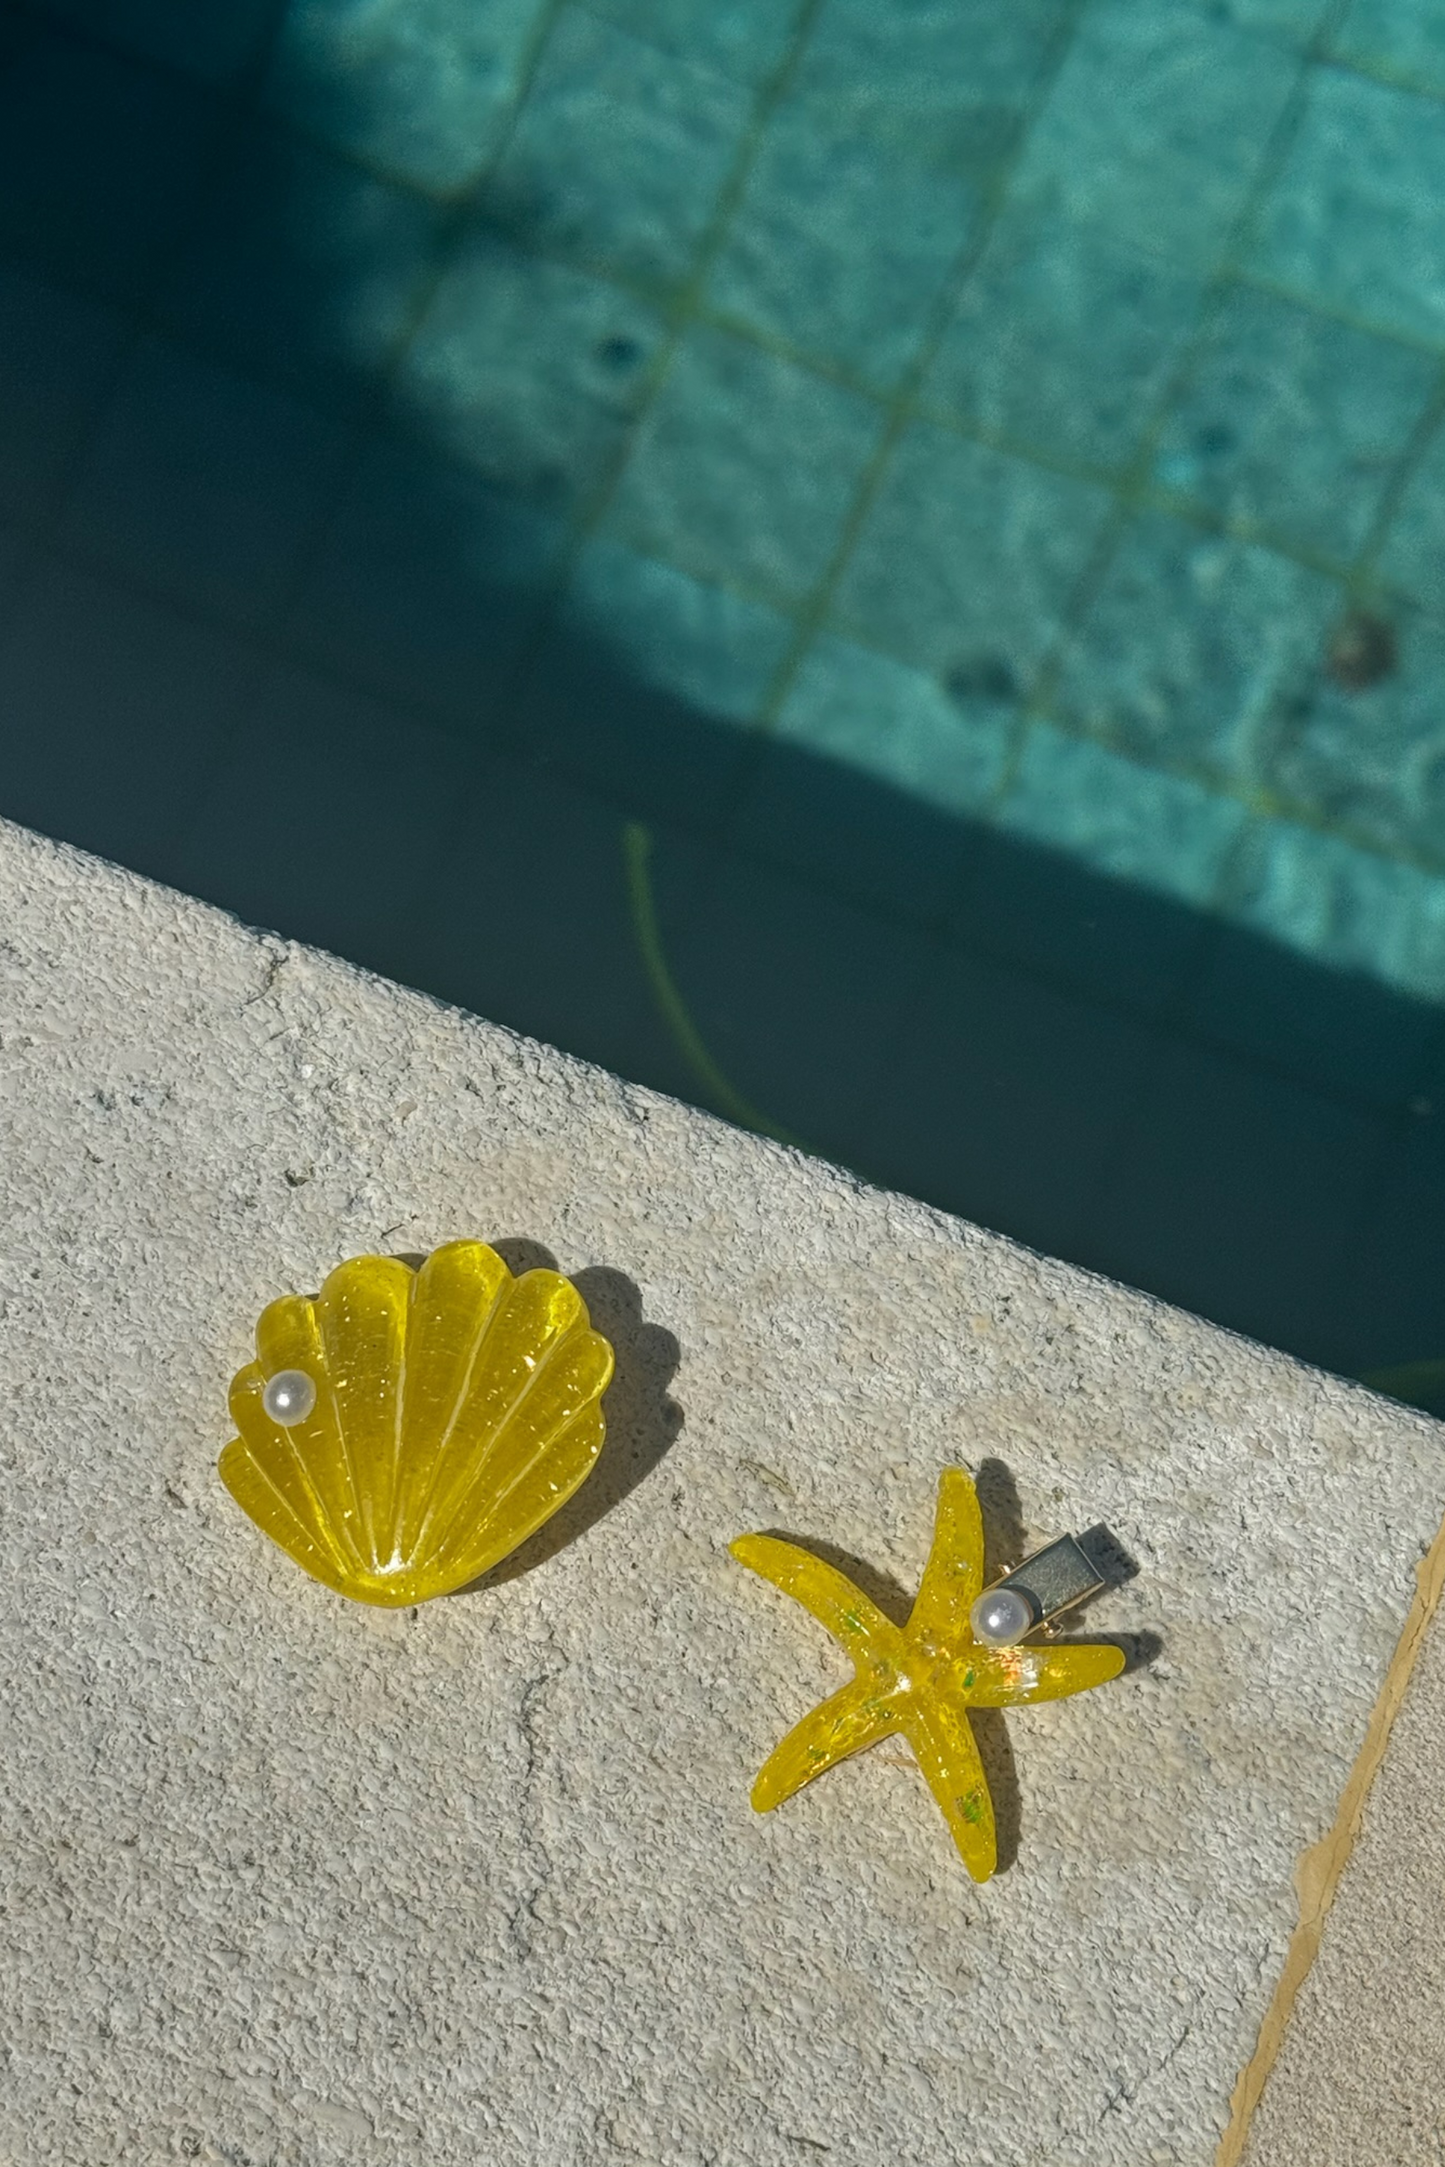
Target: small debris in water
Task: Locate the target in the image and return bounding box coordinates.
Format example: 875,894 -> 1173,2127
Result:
1325,608 -> 1397,692
945,654 -> 1018,704
595,334 -> 643,371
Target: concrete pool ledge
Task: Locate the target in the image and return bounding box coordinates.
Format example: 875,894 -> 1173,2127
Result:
1,814 -> 1442,2167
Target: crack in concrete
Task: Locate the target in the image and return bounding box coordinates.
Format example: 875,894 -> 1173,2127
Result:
1099,2021 -> 1194,2123
508,1629 -> 565,1962
242,943 -> 291,1011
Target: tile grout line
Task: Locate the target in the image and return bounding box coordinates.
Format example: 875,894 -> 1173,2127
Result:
10,0 -> 1445,997
1013,0 -> 1363,925
252,0 -> 583,686
19,0 -> 1445,546
487,0 -> 835,747
0,500 -> 1436,1125
731,0 -> 1098,819
14,5 -> 1444,841
1348,370 -> 1445,589
5,0 -> 1445,1243
12,307 -> 1445,906
13,442 -> 1445,937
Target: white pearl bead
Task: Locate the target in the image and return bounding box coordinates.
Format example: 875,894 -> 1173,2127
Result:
969,1586 -> 1035,1648
262,1368 -> 316,1426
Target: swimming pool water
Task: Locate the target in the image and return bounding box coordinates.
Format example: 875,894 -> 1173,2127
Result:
2,0 -> 1444,1387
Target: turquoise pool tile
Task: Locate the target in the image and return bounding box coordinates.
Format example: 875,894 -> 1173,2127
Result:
1246,68 -> 1445,348
510,539 -> 790,822
0,19 -> 228,308
1085,1037 -> 1387,1358
773,635 -> 1012,818
287,432 -> 566,731
1150,284 -> 1436,561
1191,819 -> 1445,1095
1008,0 -> 1296,269
830,422 -> 1115,683
873,939 -> 1167,1258
0,263 -> 130,524
170,663 -> 480,989
734,634 -> 1011,919
559,538 -> 792,721
486,7 -> 748,290
577,0 -> 804,89
996,725 -> 1246,904
160,122 -> 444,414
795,0 -> 1067,119
58,339 -> 353,634
1184,0 -> 1331,35
1052,513 -> 1340,793
266,0 -> 542,196
1229,816 -> 1445,1009
32,0 -> 278,83
1265,612 -> 1445,869
603,325 -> 886,608
921,206 -> 1207,475
0,553 -> 260,875
1377,423 -> 1445,619
399,236 -> 668,516
704,88 -> 982,394
1330,0 -> 1445,97
702,0 -> 1066,392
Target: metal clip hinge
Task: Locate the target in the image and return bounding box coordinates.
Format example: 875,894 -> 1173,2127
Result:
969,1525 -> 1135,1647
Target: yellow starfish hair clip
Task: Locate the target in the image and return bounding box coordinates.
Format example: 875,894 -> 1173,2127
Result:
219,1240 -> 614,1606
731,1468 -> 1130,1882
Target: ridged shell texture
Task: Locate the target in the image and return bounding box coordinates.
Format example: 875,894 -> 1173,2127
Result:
219,1241 -> 615,1606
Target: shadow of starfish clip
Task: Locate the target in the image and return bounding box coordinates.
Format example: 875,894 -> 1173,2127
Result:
731,1468 -> 1127,1882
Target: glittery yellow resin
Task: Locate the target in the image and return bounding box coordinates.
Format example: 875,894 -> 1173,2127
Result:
220,1241 -> 614,1606
731,1469 -> 1125,1881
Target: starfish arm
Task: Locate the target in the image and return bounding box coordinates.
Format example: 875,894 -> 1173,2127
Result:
730,1534 -> 903,1661
962,1639 -> 1127,1706
749,1678 -> 901,1812
902,1695 -> 998,1883
908,1467 -> 985,1643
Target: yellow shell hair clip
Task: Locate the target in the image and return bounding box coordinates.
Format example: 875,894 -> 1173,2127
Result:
220,1240 -> 614,1606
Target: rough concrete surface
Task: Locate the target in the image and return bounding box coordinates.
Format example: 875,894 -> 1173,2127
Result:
0,816 -> 1442,2167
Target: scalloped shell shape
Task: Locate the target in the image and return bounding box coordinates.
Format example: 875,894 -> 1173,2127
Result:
219,1241 -> 615,1606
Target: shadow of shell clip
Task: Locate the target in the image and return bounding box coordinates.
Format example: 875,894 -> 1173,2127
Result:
219,1240 -> 615,1606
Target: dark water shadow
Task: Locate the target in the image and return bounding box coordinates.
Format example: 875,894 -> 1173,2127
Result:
4,0 -> 1445,1399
